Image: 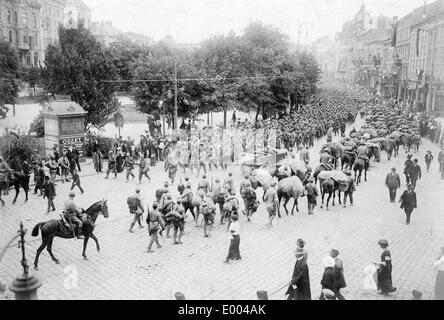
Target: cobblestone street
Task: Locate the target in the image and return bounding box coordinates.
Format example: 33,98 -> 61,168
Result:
1,115 -> 443,300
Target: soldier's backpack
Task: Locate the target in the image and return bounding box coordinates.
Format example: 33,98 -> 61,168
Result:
127,196 -> 140,213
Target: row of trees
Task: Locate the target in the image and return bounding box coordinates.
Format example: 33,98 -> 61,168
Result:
1,21 -> 321,131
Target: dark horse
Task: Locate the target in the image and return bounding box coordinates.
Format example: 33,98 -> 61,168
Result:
341,151 -> 356,170
9,170 -> 30,204
320,178 -> 342,210
31,200 -> 109,270
353,158 -> 369,186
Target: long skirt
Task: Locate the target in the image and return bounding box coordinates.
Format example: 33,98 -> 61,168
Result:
436,271 -> 444,300
226,235 -> 241,261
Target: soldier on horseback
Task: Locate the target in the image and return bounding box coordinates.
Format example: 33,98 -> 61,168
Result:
357,143 -> 370,166
63,191 -> 85,239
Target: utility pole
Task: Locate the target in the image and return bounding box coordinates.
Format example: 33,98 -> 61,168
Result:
173,58 -> 178,132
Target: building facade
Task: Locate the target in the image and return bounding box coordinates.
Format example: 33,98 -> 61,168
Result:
90,20 -> 121,47
0,0 -> 41,66
38,0 -> 64,65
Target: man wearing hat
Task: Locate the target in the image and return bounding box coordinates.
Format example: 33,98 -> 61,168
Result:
399,183 -> 417,225
425,151 -> 433,173
304,177 -> 318,215
42,175 -> 56,213
376,239 -> 396,295
408,159 -> 421,188
63,191 -> 84,239
286,247 -> 311,300
264,180 -> 278,228
404,154 -> 413,184
385,167 -> 401,203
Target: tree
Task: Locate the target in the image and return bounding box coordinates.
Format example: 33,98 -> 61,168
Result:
20,65 -> 42,96
0,39 -> 21,119
42,22 -> 118,128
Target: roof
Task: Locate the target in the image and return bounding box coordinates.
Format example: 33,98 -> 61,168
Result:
43,96 -> 87,116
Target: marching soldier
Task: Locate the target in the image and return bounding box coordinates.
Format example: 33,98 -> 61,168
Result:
146,202 -> 165,253
105,151 -> 117,179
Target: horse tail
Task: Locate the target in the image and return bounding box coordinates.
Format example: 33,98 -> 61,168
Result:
31,222 -> 44,237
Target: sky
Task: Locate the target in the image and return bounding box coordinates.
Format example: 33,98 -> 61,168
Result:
83,0 -> 428,44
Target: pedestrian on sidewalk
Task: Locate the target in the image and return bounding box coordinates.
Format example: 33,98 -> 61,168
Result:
425,151 -> 434,172
0,156 -> 10,207
72,145 -> 81,172
408,159 -> 421,188
330,249 -> 346,300
376,239 -> 396,296
70,168 -> 84,194
146,201 -> 164,253
438,148 -> 444,180
225,214 -> 241,263
385,167 -> 401,203
33,162 -> 45,196
399,183 -> 417,225
433,246 -> 444,300
319,256 -> 336,300
286,247 -> 311,300
42,176 -> 56,214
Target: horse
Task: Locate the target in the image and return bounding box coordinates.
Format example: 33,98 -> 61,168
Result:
353,158 -> 369,186
9,170 -> 30,204
313,163 -> 333,185
31,200 -> 109,270
341,151 -> 356,170
277,176 -> 304,217
320,178 -> 342,210
366,144 -> 381,162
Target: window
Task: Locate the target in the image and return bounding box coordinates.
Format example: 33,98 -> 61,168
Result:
22,12 -> 27,26
7,10 -> 11,23
9,30 -> 12,42
35,33 -> 38,47
33,14 -> 37,28
23,32 -> 27,43
15,30 -> 18,44
14,11 -> 17,24
34,52 -> 38,66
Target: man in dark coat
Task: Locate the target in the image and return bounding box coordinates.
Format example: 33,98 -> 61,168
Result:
385,167 -> 401,202
376,239 -> 396,295
408,159 -> 421,188
403,154 -> 413,184
399,183 -> 417,225
286,247 -> 311,300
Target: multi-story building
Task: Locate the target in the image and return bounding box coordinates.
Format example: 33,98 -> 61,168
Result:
311,36 -> 336,78
408,0 -> 444,112
334,4 -> 396,96
90,20 -> 121,47
64,0 -> 90,28
38,0 -> 64,65
0,0 -> 41,66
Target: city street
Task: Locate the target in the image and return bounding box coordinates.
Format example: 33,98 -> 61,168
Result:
1,114 -> 443,300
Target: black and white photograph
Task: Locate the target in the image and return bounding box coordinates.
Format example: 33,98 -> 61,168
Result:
1,0 -> 444,304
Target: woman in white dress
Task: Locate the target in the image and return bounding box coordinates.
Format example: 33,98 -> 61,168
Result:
434,246 -> 444,300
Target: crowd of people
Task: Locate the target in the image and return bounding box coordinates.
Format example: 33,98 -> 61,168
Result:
1,84 -> 444,300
